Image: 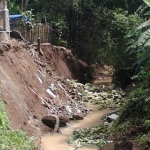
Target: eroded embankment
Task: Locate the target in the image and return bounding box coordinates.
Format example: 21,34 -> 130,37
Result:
0,39 -> 127,150
0,40 -> 90,145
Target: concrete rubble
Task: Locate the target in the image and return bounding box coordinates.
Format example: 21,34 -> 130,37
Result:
107,114 -> 119,122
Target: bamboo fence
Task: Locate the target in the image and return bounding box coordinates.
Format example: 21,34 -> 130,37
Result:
15,23 -> 51,43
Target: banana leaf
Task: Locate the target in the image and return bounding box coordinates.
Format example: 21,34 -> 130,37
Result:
144,0 -> 150,7
144,38 -> 150,47
136,48 -> 150,65
137,20 -> 150,30
137,29 -> 150,46
124,29 -> 137,38
125,43 -> 139,54
125,46 -> 132,53
137,3 -> 149,16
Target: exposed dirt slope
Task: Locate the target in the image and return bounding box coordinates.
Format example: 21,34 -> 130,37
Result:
0,39 -> 87,140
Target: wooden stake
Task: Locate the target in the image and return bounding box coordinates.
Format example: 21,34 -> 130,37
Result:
37,37 -> 44,55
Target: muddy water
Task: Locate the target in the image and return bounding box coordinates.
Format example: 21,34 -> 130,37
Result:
41,105 -> 113,150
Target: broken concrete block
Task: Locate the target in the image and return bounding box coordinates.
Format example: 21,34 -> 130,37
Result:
107,113 -> 118,122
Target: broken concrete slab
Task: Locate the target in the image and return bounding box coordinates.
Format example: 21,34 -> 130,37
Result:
107,114 -> 118,122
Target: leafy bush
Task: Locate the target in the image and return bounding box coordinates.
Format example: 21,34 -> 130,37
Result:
117,87 -> 150,124
116,0 -> 150,126
138,133 -> 150,148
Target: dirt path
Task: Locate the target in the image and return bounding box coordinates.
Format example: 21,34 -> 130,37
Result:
41,105 -> 115,150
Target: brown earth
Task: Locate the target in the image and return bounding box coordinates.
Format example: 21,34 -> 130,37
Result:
0,39 -> 89,148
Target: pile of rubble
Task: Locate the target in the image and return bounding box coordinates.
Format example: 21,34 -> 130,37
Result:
32,71 -> 126,132
0,39 -> 90,133
67,80 -> 127,109
23,43 -> 90,132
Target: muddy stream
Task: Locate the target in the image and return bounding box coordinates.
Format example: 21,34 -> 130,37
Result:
41,104 -> 114,150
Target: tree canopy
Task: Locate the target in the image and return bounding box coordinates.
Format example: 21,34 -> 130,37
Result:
8,0 -> 143,84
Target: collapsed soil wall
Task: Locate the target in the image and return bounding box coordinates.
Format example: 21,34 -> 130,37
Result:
40,43 -> 90,82
0,40 -> 88,140
0,43 -> 47,137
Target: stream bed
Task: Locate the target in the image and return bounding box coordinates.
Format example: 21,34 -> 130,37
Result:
41,104 -> 115,150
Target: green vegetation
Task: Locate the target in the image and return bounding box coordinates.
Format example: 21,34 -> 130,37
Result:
8,0 -> 143,83
68,1 -> 150,148
0,98 -> 35,150
69,124 -> 111,148
7,0 -> 20,14
113,1 -> 150,148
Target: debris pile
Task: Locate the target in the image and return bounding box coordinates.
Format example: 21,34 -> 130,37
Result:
67,80 -> 127,109
24,41 -> 126,133
24,43 -> 90,132
0,39 -> 91,137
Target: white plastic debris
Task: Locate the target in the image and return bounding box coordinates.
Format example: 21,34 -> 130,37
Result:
107,140 -> 113,143
107,114 -> 118,122
76,109 -> 81,113
46,89 -> 56,98
38,69 -> 46,77
36,74 -> 43,84
49,83 -> 57,91
66,79 -> 70,82
108,114 -> 118,119
51,83 -> 55,90
66,105 -> 72,113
